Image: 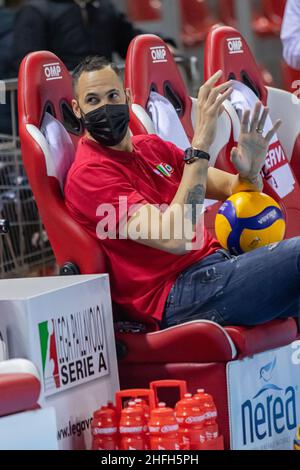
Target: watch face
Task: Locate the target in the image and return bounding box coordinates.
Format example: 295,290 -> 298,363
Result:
184,147 -> 210,164
184,147 -> 193,161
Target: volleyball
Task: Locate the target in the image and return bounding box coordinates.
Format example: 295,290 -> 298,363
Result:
294,426 -> 300,450
215,192 -> 286,255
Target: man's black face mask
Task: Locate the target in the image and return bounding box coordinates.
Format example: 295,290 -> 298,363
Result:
81,103 -> 130,147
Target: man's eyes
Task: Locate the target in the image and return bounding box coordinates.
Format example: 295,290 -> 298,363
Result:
87,97 -> 99,105
109,92 -> 119,100
86,92 -> 119,104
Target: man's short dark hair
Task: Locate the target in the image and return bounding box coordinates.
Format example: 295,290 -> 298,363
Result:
72,56 -> 121,96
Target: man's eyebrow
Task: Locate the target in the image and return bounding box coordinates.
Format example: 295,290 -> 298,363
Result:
84,92 -> 100,100
105,88 -> 119,96
84,89 -> 119,100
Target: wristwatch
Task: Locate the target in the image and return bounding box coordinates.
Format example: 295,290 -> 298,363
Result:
184,147 -> 211,165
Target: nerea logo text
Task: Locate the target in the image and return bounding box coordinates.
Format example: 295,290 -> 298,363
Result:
241,357 -> 297,446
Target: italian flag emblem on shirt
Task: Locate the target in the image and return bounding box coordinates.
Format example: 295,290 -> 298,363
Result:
155,163 -> 174,178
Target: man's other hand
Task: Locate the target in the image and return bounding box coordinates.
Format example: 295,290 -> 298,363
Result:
230,101 -> 282,185
192,70 -> 233,153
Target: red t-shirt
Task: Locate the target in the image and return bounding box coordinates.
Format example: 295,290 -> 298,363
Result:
64,134 -> 220,323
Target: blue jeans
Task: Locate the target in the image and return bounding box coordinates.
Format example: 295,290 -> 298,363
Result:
161,237 -> 300,329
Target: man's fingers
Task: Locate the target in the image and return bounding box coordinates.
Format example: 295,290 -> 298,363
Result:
202,70 -> 223,89
265,119 -> 282,142
240,109 -> 251,133
212,88 -> 233,110
250,101 -> 263,132
219,104 -> 225,116
197,70 -> 223,100
257,107 -> 269,134
207,81 -> 233,105
230,147 -> 242,171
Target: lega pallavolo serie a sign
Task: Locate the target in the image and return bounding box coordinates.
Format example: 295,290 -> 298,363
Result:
0,275 -> 120,449
38,304 -> 109,397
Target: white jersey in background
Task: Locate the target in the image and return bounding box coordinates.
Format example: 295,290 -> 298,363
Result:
281,0 -> 300,69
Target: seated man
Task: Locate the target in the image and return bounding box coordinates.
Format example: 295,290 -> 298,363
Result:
65,55 -> 299,330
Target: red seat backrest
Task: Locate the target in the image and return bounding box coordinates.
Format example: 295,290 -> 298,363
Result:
205,25 -> 300,239
180,0 -> 217,46
218,0 -> 236,27
253,0 -> 286,36
263,0 -> 286,23
125,34 -> 194,141
126,0 -> 161,22
219,0 -> 285,36
205,25 -> 268,105
18,51 -> 106,274
204,24 -> 268,178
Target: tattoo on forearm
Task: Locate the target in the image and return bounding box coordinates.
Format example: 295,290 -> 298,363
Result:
185,184 -> 206,226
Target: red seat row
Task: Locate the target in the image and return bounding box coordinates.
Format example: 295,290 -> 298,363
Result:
126,0 -> 287,46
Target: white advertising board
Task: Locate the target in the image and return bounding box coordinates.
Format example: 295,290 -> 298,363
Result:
0,275 -> 120,449
227,341 -> 300,450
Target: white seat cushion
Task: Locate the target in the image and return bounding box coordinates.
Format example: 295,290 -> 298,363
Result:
147,91 -> 191,150
40,112 -> 75,191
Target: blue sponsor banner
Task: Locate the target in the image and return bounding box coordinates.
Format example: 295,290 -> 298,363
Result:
227,341 -> 300,450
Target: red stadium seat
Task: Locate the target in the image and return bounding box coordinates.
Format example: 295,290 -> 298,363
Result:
18,51 -> 105,276
180,0 -> 217,46
0,359 -> 41,417
219,0 -> 286,36
126,0 -> 161,22
218,1 -> 275,86
263,0 -> 286,26
205,25 -> 300,239
253,0 -> 286,36
219,0 -> 236,28
125,34 -> 194,140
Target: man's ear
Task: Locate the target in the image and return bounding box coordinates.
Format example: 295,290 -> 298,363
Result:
72,99 -> 82,120
125,88 -> 132,107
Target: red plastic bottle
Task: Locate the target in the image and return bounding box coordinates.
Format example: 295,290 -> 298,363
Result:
148,402 -> 180,451
135,398 -> 150,420
91,405 -> 118,450
175,393 -> 206,450
135,398 -> 150,450
194,390 -> 218,441
203,394 -> 219,440
107,400 -> 118,414
193,389 -> 208,417
119,401 -> 147,450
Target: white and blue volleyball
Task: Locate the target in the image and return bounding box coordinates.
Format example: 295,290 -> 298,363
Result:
215,192 -> 286,255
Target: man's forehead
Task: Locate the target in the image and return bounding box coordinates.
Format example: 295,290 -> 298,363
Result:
77,67 -> 122,95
